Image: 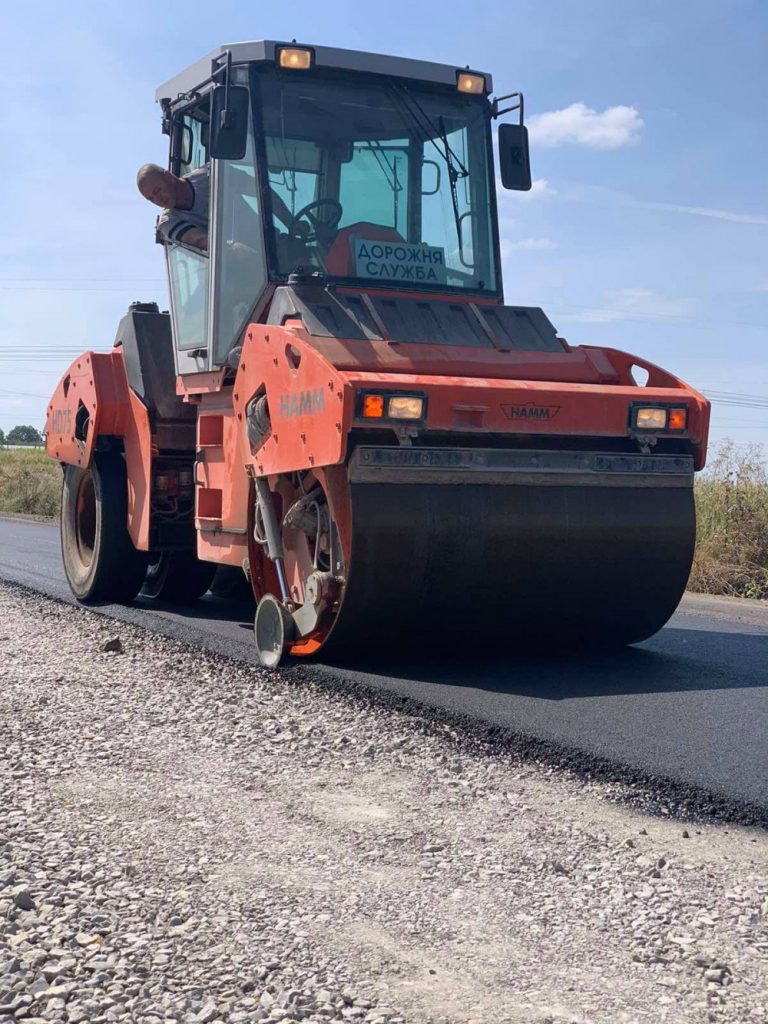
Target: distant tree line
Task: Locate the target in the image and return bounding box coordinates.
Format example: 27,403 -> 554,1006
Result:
0,425 -> 44,447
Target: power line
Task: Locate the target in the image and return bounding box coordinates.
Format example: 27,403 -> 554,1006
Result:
552,306 -> 768,331
0,389 -> 50,400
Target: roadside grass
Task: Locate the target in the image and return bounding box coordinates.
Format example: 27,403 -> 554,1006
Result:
0,441 -> 766,599
0,448 -> 61,518
689,441 -> 768,600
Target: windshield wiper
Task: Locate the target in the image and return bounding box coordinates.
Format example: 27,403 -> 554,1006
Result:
388,83 -> 469,259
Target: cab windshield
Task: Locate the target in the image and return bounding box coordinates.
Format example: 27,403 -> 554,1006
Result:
253,70 -> 498,294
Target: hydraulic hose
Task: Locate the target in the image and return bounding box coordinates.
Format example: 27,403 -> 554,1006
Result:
254,477 -> 290,601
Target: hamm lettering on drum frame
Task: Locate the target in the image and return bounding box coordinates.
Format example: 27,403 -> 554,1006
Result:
279,389 -> 326,419
353,239 -> 447,284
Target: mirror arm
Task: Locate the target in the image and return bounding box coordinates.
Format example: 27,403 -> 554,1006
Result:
212,50 -> 234,130
160,98 -> 172,136
169,48 -> 235,110
491,91 -> 524,125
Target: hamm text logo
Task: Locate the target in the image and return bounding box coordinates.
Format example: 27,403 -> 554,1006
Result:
501,404 -> 560,422
279,389 -> 326,418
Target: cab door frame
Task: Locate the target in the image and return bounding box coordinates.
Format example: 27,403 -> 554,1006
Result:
165,91 -> 216,376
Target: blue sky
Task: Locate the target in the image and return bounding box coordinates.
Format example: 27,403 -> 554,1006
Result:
2,0 -> 767,452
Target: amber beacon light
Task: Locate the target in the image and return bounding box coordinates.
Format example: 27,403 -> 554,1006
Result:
278,46 -> 313,70
457,71 -> 485,94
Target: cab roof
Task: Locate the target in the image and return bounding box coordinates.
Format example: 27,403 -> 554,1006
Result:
155,40 -> 493,103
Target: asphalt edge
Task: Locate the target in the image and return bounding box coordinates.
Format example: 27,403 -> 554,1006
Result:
2,575 -> 766,832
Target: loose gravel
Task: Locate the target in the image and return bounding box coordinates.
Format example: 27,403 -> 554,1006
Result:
1,583 -> 766,1024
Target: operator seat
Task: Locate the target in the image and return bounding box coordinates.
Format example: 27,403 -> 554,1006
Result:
325,222 -> 405,277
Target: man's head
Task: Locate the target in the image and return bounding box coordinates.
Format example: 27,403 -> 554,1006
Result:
136,164 -> 193,210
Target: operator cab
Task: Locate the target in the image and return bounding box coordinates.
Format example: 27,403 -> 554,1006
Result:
156,41 -> 532,375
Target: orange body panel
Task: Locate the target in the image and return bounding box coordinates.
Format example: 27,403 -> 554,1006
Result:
193,395 -> 250,567
45,349 -> 153,549
232,323 -> 355,476
229,321 -> 710,476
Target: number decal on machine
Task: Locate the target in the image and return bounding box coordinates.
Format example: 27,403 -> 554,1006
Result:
49,408 -> 73,434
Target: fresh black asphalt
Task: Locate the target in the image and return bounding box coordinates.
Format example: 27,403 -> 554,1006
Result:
1,517 -> 766,810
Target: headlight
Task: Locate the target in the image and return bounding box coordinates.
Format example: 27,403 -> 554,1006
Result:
634,407 -> 668,430
631,405 -> 688,432
387,396 -> 424,420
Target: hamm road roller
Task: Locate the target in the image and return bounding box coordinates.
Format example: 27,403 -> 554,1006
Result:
45,40 -> 710,665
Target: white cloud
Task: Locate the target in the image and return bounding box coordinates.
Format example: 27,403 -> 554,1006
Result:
498,178 -> 556,203
528,103 -> 643,149
559,288 -> 698,324
558,182 -> 768,226
500,237 -> 555,257
528,177 -> 556,197
634,199 -> 768,226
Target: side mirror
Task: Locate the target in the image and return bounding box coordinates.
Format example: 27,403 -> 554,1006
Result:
498,123 -> 532,191
209,85 -> 250,160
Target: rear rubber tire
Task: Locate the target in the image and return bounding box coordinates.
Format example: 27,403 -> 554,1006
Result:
142,551 -> 216,604
209,564 -> 255,602
61,455 -> 148,604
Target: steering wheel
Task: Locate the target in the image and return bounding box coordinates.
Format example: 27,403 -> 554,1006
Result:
288,199 -> 343,247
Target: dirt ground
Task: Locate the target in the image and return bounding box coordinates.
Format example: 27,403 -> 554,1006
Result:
1,583 -> 766,1024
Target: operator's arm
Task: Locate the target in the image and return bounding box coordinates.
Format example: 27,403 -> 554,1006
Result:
156,209 -> 208,252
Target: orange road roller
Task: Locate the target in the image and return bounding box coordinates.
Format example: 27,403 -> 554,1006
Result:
45,40 -> 710,666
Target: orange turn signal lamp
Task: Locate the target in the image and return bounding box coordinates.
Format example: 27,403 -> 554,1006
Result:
631,404 -> 688,432
360,392 -> 426,422
362,394 -> 385,418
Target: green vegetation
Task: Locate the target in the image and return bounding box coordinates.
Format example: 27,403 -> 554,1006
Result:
690,441 -> 768,600
0,440 -> 766,600
0,448 -> 61,518
5,424 -> 43,446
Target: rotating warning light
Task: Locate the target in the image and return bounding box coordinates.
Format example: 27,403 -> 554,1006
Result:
278,46 -> 313,70
457,72 -> 486,95
387,396 -> 425,420
634,407 -> 668,430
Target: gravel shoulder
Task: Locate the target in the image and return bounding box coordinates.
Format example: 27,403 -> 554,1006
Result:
2,583 -> 767,1024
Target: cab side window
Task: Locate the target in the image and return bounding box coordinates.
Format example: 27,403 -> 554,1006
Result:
168,245 -> 209,352
168,100 -> 211,365
178,108 -> 209,176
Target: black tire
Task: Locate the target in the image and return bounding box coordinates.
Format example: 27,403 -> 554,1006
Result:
142,551 -> 216,604
61,455 -> 148,603
209,564 -> 255,602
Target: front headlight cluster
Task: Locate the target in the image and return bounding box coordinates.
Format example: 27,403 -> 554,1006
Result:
631,404 -> 688,432
359,392 -> 426,422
